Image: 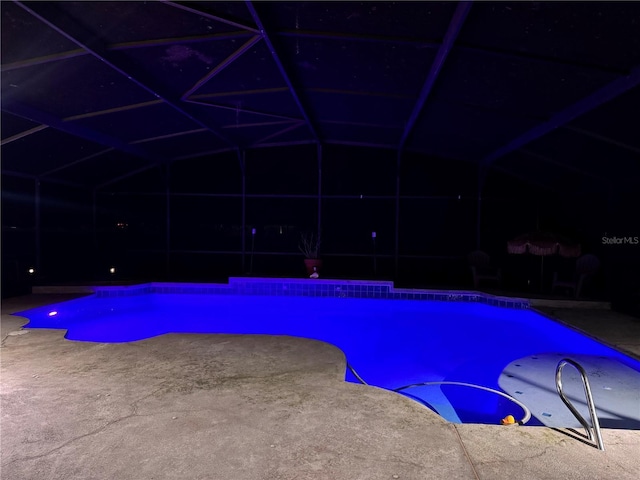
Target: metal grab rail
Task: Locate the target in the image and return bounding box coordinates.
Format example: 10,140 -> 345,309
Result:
555,358 -> 605,451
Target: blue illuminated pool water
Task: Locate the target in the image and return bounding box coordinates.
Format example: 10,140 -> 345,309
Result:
16,290 -> 640,426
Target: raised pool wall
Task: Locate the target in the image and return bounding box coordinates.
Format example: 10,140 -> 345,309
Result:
70,277 -> 532,309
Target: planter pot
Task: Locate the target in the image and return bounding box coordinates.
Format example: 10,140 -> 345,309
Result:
304,259 -> 323,276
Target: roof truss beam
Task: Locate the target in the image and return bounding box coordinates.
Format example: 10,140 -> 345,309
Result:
1,49 -> 87,71
181,35 -> 262,99
456,44 -> 628,77
1,169 -> 86,189
190,87 -> 289,98
563,125 -> 640,157
40,148 -> 114,178
1,125 -> 49,145
2,99 -> 161,163
245,1 -> 319,142
277,30 -> 441,48
63,100 -> 164,121
185,98 -> 302,122
307,88 -> 414,100
481,65 -> 640,167
0,31 -> 255,72
490,165 -> 559,194
249,139 -> 317,149
519,149 -> 602,180
161,1 -> 259,34
250,121 -> 306,146
96,165 -> 160,190
15,1 -> 236,148
398,1 -> 472,150
278,31 -> 627,76
112,31 -> 254,50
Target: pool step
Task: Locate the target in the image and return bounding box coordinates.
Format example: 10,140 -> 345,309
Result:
499,353 -> 640,429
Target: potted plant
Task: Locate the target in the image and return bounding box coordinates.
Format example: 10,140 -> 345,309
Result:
299,231 -> 322,277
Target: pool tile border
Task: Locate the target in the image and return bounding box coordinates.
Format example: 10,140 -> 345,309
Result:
91,278 -> 530,309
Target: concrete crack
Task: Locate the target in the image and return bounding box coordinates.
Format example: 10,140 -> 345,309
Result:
452,425 -> 481,480
1,384 -> 169,468
474,444 -> 556,466
1,412 -> 138,467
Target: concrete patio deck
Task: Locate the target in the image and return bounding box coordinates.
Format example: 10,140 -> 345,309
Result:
1,293 -> 639,480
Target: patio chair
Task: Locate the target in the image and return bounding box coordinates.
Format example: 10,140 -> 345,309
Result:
468,250 -> 502,289
551,254 -> 601,298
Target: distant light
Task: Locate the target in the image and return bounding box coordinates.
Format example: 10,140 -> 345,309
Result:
109,267 -> 116,274
28,268 -> 35,274
48,311 -> 58,317
372,231 -> 377,238
251,228 -> 256,235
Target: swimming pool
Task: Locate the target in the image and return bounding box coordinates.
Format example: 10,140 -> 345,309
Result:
15,280 -> 640,428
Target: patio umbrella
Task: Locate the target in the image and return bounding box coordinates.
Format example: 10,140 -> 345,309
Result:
507,232 -> 581,290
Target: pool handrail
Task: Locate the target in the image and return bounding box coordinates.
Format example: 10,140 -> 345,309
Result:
555,358 -> 605,451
